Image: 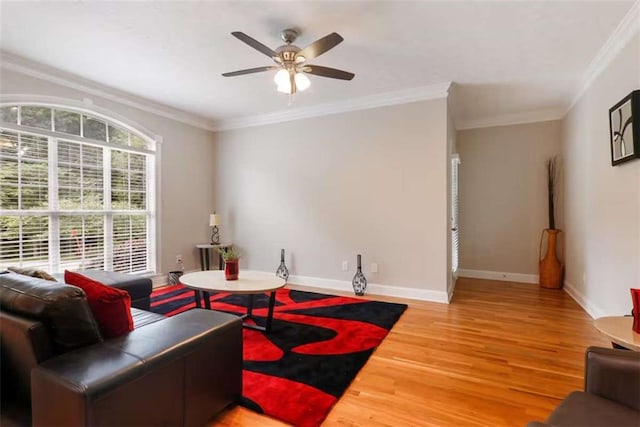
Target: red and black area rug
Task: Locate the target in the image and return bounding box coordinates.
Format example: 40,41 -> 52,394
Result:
150,285 -> 407,427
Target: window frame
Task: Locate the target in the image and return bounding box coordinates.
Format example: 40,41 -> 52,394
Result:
0,103 -> 158,275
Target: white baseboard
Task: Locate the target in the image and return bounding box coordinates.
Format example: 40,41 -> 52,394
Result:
457,269 -> 538,284
286,274 -> 450,304
152,269 -> 606,319
152,269 -> 449,304
151,274 -> 166,288
150,269 -> 199,288
562,280 -> 605,319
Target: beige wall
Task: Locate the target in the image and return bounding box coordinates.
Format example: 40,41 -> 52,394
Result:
457,120 -> 562,276
562,31 -> 639,317
0,68 -> 217,275
213,99 -> 450,299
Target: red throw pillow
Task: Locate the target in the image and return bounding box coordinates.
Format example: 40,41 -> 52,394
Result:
64,270 -> 134,338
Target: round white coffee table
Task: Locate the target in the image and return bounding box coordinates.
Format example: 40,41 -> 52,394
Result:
593,316 -> 640,351
180,270 -> 286,333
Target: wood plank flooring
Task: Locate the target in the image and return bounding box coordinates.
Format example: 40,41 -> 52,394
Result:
211,277 -> 609,427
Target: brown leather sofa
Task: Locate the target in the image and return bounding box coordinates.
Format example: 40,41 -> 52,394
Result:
528,346 -> 640,427
0,271 -> 243,426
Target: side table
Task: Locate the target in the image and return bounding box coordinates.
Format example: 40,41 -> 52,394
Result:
194,243 -> 232,308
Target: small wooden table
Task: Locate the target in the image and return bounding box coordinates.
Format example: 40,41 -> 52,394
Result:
593,316 -> 640,351
180,270 -> 286,333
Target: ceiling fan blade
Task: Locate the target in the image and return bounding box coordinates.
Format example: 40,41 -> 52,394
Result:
222,66 -> 278,77
303,65 -> 355,80
231,31 -> 277,58
296,32 -> 344,61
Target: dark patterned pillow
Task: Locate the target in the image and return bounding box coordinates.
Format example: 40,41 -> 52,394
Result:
7,266 -> 57,282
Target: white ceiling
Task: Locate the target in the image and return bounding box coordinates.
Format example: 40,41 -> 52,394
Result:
0,1 -> 637,129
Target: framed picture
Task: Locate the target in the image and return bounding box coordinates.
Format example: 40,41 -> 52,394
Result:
609,90 -> 640,166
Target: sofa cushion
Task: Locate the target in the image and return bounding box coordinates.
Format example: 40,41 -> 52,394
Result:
547,391 -> 640,426
0,272 -> 102,353
75,269 -> 152,302
7,266 -> 56,282
65,271 -> 134,338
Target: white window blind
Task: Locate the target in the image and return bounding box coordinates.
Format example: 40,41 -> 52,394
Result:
59,215 -> 105,271
0,130 -> 50,270
451,155 -> 460,274
0,105 -> 155,274
0,215 -> 50,271
112,214 -> 147,273
58,140 -> 104,210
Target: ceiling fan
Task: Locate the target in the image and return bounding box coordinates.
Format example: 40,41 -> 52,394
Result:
222,29 -> 355,95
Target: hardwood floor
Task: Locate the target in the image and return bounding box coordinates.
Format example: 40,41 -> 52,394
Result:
211,277 -> 609,426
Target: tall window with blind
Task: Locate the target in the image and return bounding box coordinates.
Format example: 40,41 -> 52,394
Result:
451,154 -> 460,275
0,105 -> 155,274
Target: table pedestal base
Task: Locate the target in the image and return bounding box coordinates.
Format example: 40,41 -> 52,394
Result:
195,290 -> 277,333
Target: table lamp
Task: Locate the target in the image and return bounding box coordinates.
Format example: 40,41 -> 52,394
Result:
209,213 -> 221,244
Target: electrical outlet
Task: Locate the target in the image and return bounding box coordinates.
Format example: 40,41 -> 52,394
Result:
342,261 -> 349,272
176,254 -> 183,264
371,262 -> 378,273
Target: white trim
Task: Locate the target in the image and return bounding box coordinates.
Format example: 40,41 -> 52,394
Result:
568,0 -> 640,111
151,274 -> 168,288
2,52 -> 450,132
1,52 -> 218,132
0,121 -> 153,155
456,108 -> 565,130
0,95 -> 159,143
563,280 -> 606,320
212,82 -> 452,131
1,107 -> 157,275
150,268 -> 197,288
154,142 -> 162,275
285,273 -> 450,304
447,276 -> 457,303
457,268 -> 539,284
2,0 -> 638,136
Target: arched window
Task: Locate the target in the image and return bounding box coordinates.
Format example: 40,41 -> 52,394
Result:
0,104 -> 156,274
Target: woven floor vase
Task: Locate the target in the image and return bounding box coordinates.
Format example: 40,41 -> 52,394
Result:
539,229 -> 563,289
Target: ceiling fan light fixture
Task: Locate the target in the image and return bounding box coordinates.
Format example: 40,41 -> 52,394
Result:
295,72 -> 310,91
274,69 -> 290,86
224,30 -> 353,97
277,82 -> 292,94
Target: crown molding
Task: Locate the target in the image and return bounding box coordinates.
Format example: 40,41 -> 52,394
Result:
456,108 -> 565,130
2,51 -> 451,133
568,0 -> 640,111
212,82 -> 452,131
0,51 -> 218,132
459,1 -> 639,131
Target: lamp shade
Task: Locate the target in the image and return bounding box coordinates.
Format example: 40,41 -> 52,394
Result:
295,73 -> 310,91
274,69 -> 289,87
209,213 -> 221,226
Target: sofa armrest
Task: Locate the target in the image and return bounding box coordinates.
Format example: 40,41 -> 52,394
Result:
585,346 -> 640,411
32,309 -> 242,426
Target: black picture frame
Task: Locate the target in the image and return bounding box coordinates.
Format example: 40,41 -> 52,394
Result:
609,90 -> 640,166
